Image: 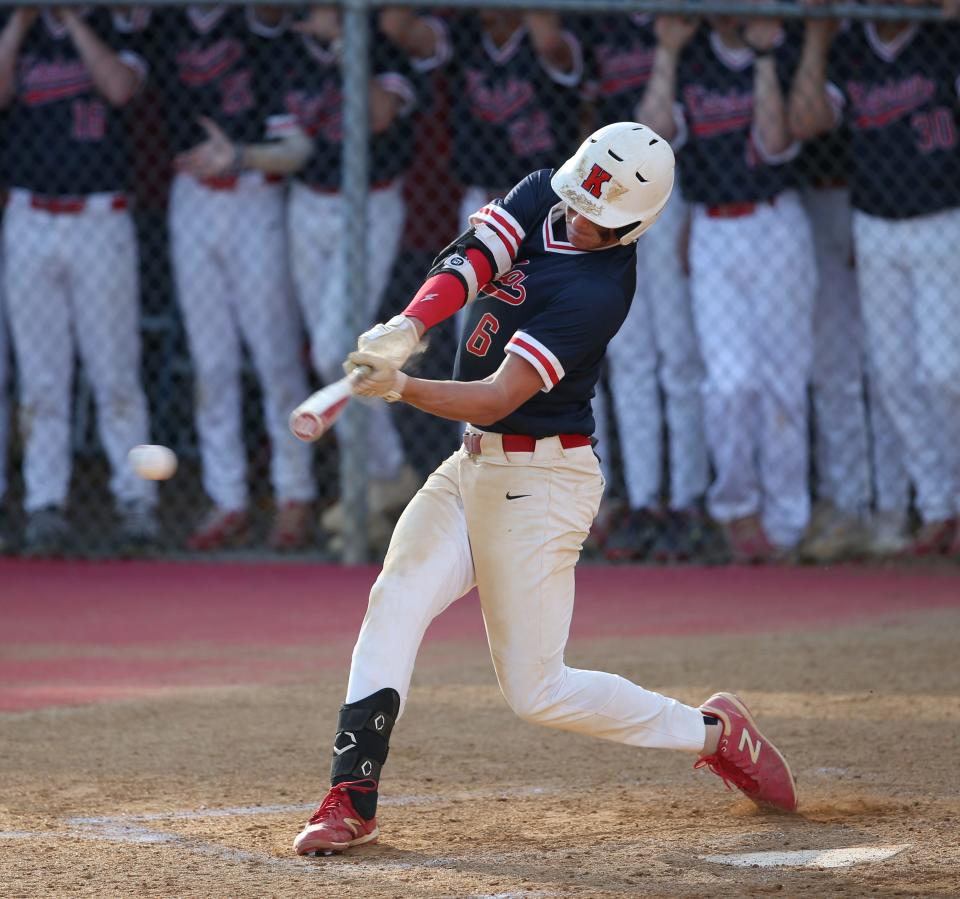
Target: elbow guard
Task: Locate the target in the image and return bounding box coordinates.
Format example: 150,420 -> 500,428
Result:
426,227 -> 499,302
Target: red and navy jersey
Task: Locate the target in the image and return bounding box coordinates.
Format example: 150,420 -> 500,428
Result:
155,6 -> 269,154
673,28 -> 801,206
447,15 -> 584,189
581,14 -> 657,128
453,170 -> 636,437
3,9 -> 146,195
262,24 -> 419,190
826,22 -> 960,219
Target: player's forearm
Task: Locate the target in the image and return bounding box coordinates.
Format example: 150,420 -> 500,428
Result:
0,13 -> 32,108
526,13 -> 574,73
64,16 -> 140,106
788,35 -> 834,139
399,376 -> 514,426
637,46 -> 681,141
240,132 -> 314,175
378,8 -> 441,62
751,57 -> 791,156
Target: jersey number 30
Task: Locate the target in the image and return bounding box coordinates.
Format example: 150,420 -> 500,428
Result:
466,312 -> 500,357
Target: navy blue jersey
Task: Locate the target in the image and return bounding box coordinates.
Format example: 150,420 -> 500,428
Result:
448,15 -> 583,189
827,22 -> 960,219
4,9 -> 145,195
156,6 -> 268,154
263,25 -> 419,189
674,28 -> 801,205
581,14 -> 657,127
453,170 -> 636,437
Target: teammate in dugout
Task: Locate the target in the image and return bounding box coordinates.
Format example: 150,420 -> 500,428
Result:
292,123 -> 798,856
789,3 -> 960,558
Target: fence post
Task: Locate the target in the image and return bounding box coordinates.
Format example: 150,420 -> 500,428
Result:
339,0 -> 371,564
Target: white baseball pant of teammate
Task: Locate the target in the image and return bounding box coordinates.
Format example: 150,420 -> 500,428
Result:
3,190 -> 155,512
599,187 -> 708,511
346,434 -> 706,749
288,178 -> 407,481
803,186 -> 908,523
0,258 -> 9,507
169,171 -> 315,512
690,190 -> 817,548
853,205 -> 960,525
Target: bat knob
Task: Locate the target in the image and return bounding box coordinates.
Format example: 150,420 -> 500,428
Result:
290,411 -> 323,442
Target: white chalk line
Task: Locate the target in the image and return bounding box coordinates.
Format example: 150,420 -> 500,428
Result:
0,786 -> 554,880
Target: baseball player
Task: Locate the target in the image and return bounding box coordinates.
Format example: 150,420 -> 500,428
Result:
639,14 -> 817,562
292,123 -> 798,856
158,5 -> 316,551
407,10 -> 583,229
258,6 -> 420,533
0,7 -> 157,554
790,12 -> 960,556
797,130 -> 909,560
581,14 -> 709,561
0,271 -> 9,552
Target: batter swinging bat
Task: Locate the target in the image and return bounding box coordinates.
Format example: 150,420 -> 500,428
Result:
289,366 -> 371,443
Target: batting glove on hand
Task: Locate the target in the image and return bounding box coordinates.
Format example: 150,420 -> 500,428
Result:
345,315 -> 421,373
345,351 -> 408,402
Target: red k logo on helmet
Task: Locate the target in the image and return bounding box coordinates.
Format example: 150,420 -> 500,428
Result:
580,163 -> 613,199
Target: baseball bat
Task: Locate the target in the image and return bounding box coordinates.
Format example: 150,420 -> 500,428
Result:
289,366 -> 371,443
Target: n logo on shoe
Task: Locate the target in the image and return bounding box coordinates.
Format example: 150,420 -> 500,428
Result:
343,817 -> 362,836
739,729 -> 762,764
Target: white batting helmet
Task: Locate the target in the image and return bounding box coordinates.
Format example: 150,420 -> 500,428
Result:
551,122 -> 675,245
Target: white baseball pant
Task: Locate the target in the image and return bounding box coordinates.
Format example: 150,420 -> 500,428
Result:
0,253 -> 9,503
804,187 -> 908,518
689,191 -> 817,547
288,179 -> 406,481
604,191 -> 708,511
853,205 -> 960,523
345,433 -> 707,752
3,192 -> 155,512
169,172 -> 315,512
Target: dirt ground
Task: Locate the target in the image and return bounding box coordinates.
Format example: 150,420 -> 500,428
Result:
2,602 -> 959,898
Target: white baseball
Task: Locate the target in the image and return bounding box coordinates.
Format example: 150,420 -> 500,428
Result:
128,444 -> 178,481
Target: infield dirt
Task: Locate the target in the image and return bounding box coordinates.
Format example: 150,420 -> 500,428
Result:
2,600 -> 959,897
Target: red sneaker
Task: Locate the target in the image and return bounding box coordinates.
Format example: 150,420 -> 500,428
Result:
293,780 -> 379,855
694,692 -> 798,812
186,507 -> 249,551
268,500 -> 313,551
722,515 -> 775,564
903,517 -> 957,557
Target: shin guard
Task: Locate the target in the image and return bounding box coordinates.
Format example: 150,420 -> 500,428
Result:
330,688 -> 400,820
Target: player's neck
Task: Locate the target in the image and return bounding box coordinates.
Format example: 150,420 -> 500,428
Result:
873,20 -> 910,43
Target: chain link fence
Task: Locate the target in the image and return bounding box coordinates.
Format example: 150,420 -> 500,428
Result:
0,1 -> 957,565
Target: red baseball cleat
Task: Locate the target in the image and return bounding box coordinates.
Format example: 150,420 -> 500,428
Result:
694,692 -> 798,812
186,507 -> 249,551
293,780 -> 380,855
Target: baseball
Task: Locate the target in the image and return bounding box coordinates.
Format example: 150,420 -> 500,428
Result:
128,444 -> 178,481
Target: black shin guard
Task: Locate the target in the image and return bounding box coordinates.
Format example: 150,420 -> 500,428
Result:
330,688 -> 400,820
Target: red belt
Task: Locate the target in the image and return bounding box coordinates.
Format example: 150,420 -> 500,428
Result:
306,179 -> 394,195
463,432 -> 591,454
201,173 -> 284,190
705,197 -> 776,219
812,177 -> 847,189
29,194 -> 127,214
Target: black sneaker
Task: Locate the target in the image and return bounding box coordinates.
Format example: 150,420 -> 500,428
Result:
23,506 -> 71,557
650,507 -> 710,563
604,507 -> 663,562
117,499 -> 160,549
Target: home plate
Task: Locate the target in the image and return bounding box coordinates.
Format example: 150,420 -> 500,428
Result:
702,845 -> 910,869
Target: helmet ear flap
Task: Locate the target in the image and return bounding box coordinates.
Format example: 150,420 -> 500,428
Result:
614,220 -> 643,244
